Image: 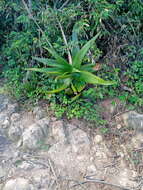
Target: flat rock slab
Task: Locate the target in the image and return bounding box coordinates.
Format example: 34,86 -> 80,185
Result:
0,132 -> 11,152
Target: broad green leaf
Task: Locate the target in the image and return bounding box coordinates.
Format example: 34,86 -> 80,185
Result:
72,68 -> 81,72
46,79 -> 71,94
26,67 -> 62,74
74,81 -> 86,92
55,73 -> 71,80
46,85 -> 69,94
32,57 -> 58,66
79,71 -> 116,85
33,57 -> 72,72
44,47 -> 70,67
73,32 -> 101,69
71,29 -> 79,58
71,83 -> 77,94
71,93 -> 81,102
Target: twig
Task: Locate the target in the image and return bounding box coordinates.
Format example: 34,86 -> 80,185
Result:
28,0 -> 32,12
48,159 -> 62,190
111,110 -> 133,119
103,162 -> 117,168
60,0 -> 70,9
56,18 -> 72,65
58,176 -> 131,190
75,176 -> 131,190
133,147 -> 143,152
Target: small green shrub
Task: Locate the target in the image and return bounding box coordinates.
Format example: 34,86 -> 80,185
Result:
124,60 -> 143,106
27,31 -> 115,96
50,94 -> 106,124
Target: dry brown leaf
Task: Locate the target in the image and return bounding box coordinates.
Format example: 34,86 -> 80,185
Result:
93,63 -> 102,71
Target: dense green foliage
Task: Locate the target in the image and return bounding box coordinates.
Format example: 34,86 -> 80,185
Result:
0,0 -> 143,121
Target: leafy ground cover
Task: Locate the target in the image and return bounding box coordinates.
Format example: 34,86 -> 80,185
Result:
0,0 -> 143,122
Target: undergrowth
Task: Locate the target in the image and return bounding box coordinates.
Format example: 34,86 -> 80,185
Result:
0,0 -> 143,122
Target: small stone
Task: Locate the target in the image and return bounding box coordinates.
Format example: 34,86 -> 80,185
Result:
7,103 -> 18,115
3,178 -> 35,190
87,165 -> 97,175
33,106 -> 46,120
132,170 -> 138,178
13,151 -> 20,158
10,113 -> 21,123
0,166 -> 5,178
8,124 -> 22,141
17,139 -> 23,148
117,124 -> 122,129
52,120 -> 66,143
119,151 -> 124,158
18,161 -> 33,170
0,134 -> 11,152
94,135 -> 103,144
22,118 -> 50,149
121,111 -> 143,131
0,114 -> 9,127
2,118 -> 10,128
51,117 -> 57,121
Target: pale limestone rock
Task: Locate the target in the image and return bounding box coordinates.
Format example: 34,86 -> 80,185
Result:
7,103 -> 18,115
86,164 -> 97,175
121,111 -> 143,131
48,125 -> 91,178
8,124 -> 22,141
94,135 -> 103,144
33,106 -> 46,120
2,118 -> 10,129
68,124 -> 90,153
0,166 -> 5,178
3,178 -> 36,190
0,134 -> 10,152
51,120 -> 66,143
10,113 -> 21,123
0,114 -> 9,128
31,169 -> 50,188
22,118 -> 50,149
117,168 -> 137,188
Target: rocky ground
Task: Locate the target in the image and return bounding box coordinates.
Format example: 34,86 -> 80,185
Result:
0,90 -> 143,190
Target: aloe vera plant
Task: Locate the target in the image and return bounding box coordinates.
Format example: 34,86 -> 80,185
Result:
27,32 -> 115,95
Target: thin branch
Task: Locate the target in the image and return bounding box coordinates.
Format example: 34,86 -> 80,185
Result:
28,0 -> 32,12
56,18 -> 72,65
60,0 -> 70,9
83,177 -> 131,190
48,159 -> 62,190
58,176 -> 131,190
111,110 -> 133,120
71,179 -> 131,190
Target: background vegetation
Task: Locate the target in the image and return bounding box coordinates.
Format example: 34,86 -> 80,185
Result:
0,0 -> 143,122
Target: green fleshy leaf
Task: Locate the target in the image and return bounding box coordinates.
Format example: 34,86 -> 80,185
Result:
73,32 -> 100,69
79,71 -> 116,85
25,67 -> 62,74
